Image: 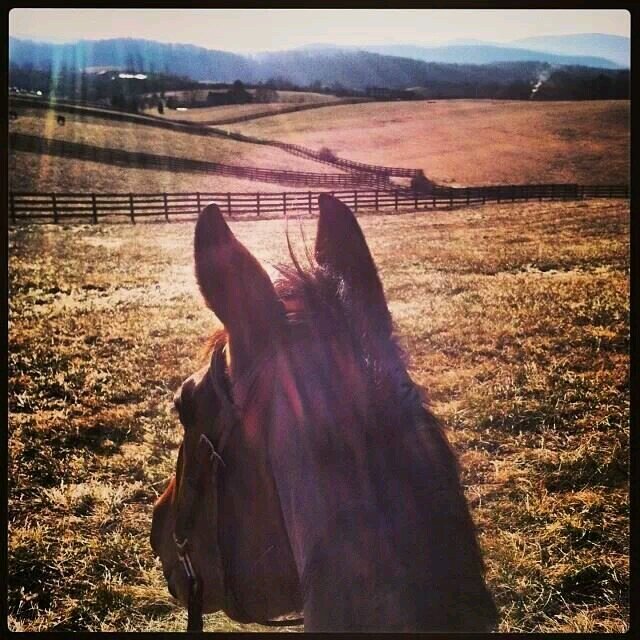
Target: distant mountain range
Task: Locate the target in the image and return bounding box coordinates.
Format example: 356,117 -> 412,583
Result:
509,33 -> 629,68
9,33 -> 629,91
293,33 -> 628,68
324,43 -> 620,70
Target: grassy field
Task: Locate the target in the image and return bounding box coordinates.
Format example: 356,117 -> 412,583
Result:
9,100 -> 629,194
140,94 -> 347,124
145,89 -> 341,105
8,107 -> 340,194
228,99 -> 630,186
8,108 -> 337,172
142,102 -> 319,123
273,91 -> 344,104
8,198 -> 629,632
8,150 -> 339,195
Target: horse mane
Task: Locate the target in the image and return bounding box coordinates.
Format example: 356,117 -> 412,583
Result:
272,245 -> 437,425
203,234 -> 439,437
195,229 -> 493,629
202,327 -> 228,365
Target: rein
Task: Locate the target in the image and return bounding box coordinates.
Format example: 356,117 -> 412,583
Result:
172,343 -> 303,631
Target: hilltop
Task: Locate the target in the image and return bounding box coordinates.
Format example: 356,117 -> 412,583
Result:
9,36 -> 629,100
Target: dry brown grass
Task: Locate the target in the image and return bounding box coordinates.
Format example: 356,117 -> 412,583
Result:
140,99 -> 343,124
229,99 -> 630,186
9,100 -> 629,195
8,107 -> 338,177
8,150 -> 325,194
274,91 -> 343,104
8,107 -> 346,193
8,198 -> 629,631
143,102 -> 309,123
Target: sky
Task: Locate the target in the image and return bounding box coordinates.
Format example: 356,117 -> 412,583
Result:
9,9 -> 630,53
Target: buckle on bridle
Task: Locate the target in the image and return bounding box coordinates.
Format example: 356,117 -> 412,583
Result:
173,535 -> 203,632
173,532 -> 189,554
173,533 -> 198,586
199,433 -> 225,467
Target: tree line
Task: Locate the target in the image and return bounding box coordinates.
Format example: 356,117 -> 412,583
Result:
9,63 -> 629,115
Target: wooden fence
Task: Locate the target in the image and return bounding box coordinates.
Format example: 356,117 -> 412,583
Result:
10,96 -> 420,179
10,133 -> 391,189
8,184 -> 629,224
267,141 -> 421,178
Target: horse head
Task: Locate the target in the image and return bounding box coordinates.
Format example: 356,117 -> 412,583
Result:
151,195 -> 498,631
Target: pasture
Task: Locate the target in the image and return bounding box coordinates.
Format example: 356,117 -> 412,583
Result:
8,107 -> 339,194
229,99 -> 630,186
143,102 -> 320,124
140,92 -> 347,124
146,89 -> 341,106
8,198 -> 629,632
9,100 -> 630,195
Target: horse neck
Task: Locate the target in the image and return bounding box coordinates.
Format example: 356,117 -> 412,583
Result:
263,366 -> 415,627
264,389 -> 497,631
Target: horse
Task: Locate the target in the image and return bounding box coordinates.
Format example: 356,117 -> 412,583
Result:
57,115 -> 66,125
150,194 -> 498,632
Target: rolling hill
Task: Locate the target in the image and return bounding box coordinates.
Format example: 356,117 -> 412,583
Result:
334,43 -> 622,69
510,33 -> 629,68
9,35 -> 628,94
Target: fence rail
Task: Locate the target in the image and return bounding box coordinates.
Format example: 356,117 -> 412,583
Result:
10,96 -> 421,179
10,133 -> 391,189
267,141 -> 421,177
8,184 -> 629,224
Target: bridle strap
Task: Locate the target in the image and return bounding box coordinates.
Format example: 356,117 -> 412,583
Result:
173,344 -> 237,632
186,566 -> 203,632
173,343 -> 303,631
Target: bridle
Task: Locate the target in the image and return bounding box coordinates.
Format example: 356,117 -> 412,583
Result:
171,342 -> 304,631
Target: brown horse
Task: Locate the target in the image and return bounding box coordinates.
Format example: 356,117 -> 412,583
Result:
150,195 -> 498,631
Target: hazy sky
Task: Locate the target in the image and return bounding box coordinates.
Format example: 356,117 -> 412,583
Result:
9,9 -> 630,52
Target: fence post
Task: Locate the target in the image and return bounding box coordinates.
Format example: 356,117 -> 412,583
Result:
394,190 -> 398,212
354,191 -> 358,213
449,189 -> 453,209
52,193 -> 58,224
414,190 -> 418,210
129,193 -> 135,223
257,192 -> 261,217
10,192 -> 16,224
163,193 -> 169,221
308,191 -> 312,215
482,189 -> 486,205
497,188 -> 501,204
375,190 -> 379,211
91,193 -> 98,223
283,192 -> 287,217
433,192 -> 436,208
196,192 -> 201,214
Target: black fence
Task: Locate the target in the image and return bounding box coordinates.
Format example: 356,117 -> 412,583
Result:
10,96 -> 420,179
8,183 -> 629,225
10,133 -> 391,189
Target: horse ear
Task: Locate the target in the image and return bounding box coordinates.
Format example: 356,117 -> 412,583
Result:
315,194 -> 393,337
194,203 -> 283,359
